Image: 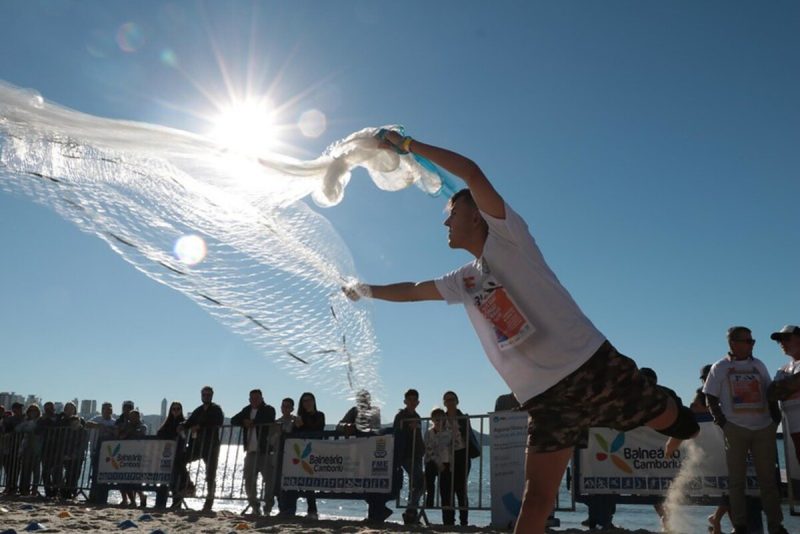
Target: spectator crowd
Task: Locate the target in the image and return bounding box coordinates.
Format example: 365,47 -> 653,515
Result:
2,323 -> 799,532
0,385 -> 483,526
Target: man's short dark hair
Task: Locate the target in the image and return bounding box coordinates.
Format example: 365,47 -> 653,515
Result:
102,402 -> 112,409
11,402 -> 23,410
727,326 -> 752,340
404,389 -> 419,399
202,386 -> 214,394
448,188 -> 476,210
249,389 -> 262,397
282,397 -> 294,406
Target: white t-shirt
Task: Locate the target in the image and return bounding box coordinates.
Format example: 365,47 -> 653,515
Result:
774,359 -> 800,432
703,355 -> 773,430
90,415 -> 116,428
434,202 -> 606,403
247,407 -> 259,452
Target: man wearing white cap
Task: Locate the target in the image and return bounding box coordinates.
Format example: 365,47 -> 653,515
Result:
768,325 -> 800,463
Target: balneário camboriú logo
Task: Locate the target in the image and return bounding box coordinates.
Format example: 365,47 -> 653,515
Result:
105,443 -> 122,469
292,442 -> 314,475
594,432 -> 633,473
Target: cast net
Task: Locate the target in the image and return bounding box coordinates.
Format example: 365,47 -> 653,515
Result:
0,80 -> 448,401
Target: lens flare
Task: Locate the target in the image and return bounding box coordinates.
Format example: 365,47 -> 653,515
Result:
298,109 -> 327,138
174,235 -> 207,266
160,48 -> 178,67
116,22 -> 145,53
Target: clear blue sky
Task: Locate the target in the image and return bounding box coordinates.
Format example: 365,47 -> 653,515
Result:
1,1 -> 798,422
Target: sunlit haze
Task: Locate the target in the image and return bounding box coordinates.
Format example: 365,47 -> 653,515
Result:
0,1 -> 797,427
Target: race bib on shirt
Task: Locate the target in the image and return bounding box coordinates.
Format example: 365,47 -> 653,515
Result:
727,367 -> 767,412
464,260 -> 535,350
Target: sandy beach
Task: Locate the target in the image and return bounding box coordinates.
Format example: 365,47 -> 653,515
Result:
0,499 -> 660,534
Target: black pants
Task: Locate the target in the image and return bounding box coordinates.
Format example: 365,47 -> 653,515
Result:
442,449 -> 470,525
184,442 -> 219,505
425,461 -> 453,524
279,491 -> 316,515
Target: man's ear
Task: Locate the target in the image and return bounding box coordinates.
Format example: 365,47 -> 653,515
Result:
471,208 -> 482,225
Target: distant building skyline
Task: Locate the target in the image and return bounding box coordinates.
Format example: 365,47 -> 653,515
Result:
1,391 -> 170,419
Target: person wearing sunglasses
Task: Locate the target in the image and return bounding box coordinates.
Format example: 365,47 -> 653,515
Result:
703,326 -> 787,534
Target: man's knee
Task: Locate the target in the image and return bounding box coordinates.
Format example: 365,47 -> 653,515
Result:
655,405 -> 699,440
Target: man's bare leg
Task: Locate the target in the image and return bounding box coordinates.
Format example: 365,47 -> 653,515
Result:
514,446 -> 573,534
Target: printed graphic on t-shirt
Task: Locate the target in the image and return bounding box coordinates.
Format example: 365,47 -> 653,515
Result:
727,368 -> 766,412
464,262 -> 534,350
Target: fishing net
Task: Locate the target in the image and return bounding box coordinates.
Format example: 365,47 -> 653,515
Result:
0,80 -> 450,400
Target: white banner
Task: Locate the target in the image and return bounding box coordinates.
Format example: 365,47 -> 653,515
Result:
96,439 -> 175,484
579,422 -> 760,496
281,435 -> 394,493
489,411 -> 528,528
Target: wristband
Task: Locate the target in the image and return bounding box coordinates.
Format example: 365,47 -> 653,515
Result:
401,136 -> 413,153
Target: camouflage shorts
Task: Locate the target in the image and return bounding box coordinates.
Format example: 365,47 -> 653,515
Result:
522,341 -> 669,452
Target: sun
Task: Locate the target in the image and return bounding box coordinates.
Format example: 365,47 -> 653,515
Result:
209,98 -> 276,156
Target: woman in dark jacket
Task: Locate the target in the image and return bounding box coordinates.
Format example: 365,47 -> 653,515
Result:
442,391 -> 476,527
288,392 -> 325,519
156,402 -> 191,509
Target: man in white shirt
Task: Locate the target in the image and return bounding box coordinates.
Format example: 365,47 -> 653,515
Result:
703,326 -> 786,534
768,325 -> 800,464
344,131 -> 698,534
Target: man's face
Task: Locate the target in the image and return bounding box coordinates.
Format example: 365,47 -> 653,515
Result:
281,400 -> 293,417
778,335 -> 800,359
12,405 -> 22,417
201,389 -> 213,403
404,394 -> 419,410
44,403 -> 55,416
102,405 -> 112,418
729,332 -> 756,359
122,403 -> 133,414
444,197 -> 479,250
249,391 -> 263,408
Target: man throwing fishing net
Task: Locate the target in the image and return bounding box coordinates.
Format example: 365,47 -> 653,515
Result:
344,129 -> 699,534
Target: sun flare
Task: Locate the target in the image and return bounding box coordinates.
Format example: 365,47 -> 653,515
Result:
209,98 -> 276,155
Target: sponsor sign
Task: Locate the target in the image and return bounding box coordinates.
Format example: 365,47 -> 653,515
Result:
281,435 -> 394,493
579,422 -> 759,496
489,411 -> 528,528
96,439 -> 175,484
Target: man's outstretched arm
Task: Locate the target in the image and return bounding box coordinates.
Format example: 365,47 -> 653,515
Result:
381,130 -> 505,219
344,280 -> 443,302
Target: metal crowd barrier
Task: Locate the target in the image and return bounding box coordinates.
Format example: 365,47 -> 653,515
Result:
393,413 -> 571,526
0,422 -> 403,512
0,424 -> 91,500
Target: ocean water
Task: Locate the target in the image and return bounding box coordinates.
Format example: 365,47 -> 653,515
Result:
168,442 -> 800,532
